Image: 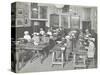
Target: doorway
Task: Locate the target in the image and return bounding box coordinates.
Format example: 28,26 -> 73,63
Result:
82,21 -> 91,33
31,21 -> 46,33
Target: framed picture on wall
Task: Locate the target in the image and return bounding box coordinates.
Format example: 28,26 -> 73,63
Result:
24,17 -> 31,27
24,17 -> 29,25
16,18 -> 24,27
16,8 -> 23,18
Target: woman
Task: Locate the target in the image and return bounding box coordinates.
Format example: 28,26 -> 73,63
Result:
65,35 -> 72,62
23,31 -> 31,42
40,28 -> 45,36
32,33 -> 40,45
85,38 -> 95,68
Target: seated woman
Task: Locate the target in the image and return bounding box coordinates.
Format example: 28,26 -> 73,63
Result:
79,31 -> 84,47
40,28 -> 45,36
32,33 -> 40,45
23,31 -> 31,42
47,29 -> 52,36
84,29 -> 91,40
41,34 -> 49,44
86,38 -> 95,58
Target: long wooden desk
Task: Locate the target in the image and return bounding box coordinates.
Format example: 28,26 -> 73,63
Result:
20,43 -> 50,64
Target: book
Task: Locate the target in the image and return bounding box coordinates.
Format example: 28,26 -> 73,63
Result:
11,2 -> 97,73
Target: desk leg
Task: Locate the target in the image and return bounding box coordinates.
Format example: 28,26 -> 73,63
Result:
36,51 -> 42,64
30,51 -> 35,63
73,53 -> 76,68
52,52 -> 55,67
40,52 -> 46,64
36,51 -> 40,57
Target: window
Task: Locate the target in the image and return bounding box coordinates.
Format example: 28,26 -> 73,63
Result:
40,6 -> 47,19
61,15 -> 68,28
50,14 -> 59,28
70,16 -> 80,29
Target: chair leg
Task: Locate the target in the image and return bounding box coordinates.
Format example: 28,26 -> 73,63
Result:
51,51 -> 65,68
61,52 -> 64,68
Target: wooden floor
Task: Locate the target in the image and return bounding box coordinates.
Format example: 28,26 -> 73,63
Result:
19,41 -> 96,73
19,54 -> 74,73
19,54 -> 95,73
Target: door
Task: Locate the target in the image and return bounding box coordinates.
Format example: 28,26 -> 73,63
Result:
82,21 -> 91,33
39,21 -> 46,31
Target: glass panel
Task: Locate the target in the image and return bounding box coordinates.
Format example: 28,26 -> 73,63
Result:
50,14 -> 59,28
31,3 -> 38,18
61,15 -> 68,29
40,6 -> 47,19
70,16 -> 80,29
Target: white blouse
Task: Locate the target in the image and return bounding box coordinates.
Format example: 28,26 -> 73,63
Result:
24,35 -> 31,42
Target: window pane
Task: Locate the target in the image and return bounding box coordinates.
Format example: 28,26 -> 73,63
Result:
31,3 -> 38,18
50,14 -> 59,28
70,16 -> 80,29
40,6 -> 47,19
61,15 -> 68,29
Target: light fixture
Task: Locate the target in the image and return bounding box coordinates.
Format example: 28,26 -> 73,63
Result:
55,4 -> 64,8
69,8 -> 72,12
32,8 -> 38,11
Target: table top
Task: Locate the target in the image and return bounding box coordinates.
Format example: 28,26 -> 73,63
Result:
50,44 -> 66,52
72,47 -> 87,55
18,43 -> 49,51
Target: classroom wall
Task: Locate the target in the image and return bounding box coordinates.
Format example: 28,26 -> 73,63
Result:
90,7 -> 97,33
16,27 -> 33,39
14,3 -> 97,39
70,6 -> 97,32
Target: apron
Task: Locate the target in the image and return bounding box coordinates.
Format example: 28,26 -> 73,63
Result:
87,42 -> 95,58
